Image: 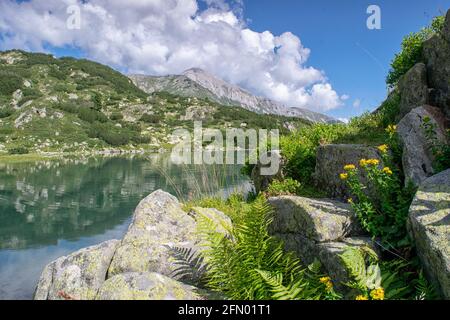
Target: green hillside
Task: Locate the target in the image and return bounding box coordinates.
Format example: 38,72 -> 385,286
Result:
0,50 -> 309,156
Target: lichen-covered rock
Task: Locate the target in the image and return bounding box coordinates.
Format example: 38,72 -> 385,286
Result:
190,207 -> 232,237
397,106 -> 448,186
108,190 -> 198,281
423,10 -> 450,118
34,240 -> 120,300
314,144 -> 383,199
398,63 -> 429,120
96,272 -> 205,300
408,169 -> 450,298
317,237 -> 379,294
268,196 -> 361,242
251,151 -> 284,194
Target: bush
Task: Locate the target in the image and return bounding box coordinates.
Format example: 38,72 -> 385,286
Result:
0,73 -> 22,96
265,178 -> 302,197
109,112 -> 123,121
386,15 -> 444,87
8,146 -> 29,155
140,113 -> 159,124
0,107 -> 15,119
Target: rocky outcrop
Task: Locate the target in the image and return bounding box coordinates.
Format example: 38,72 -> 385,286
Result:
408,169 -> 450,299
268,196 -> 374,293
314,144 -> 383,199
398,63 -> 429,120
251,151 -> 285,194
108,190 -> 198,281
34,240 -> 120,300
34,190 -> 213,300
97,272 -> 205,300
422,10 -> 450,118
397,105 -> 448,186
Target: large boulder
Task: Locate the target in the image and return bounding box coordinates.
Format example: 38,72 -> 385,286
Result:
96,272 -> 205,300
397,105 -> 449,186
34,240 -> 120,300
422,10 -> 450,119
408,169 -> 450,299
398,63 -> 429,120
108,190 -> 198,282
268,195 -> 372,294
314,144 -> 383,199
268,196 -> 362,242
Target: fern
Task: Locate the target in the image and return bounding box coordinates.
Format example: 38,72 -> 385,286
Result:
167,246 -> 208,287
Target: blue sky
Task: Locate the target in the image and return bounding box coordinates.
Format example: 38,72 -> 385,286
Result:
243,0 -> 449,119
1,0 -> 449,119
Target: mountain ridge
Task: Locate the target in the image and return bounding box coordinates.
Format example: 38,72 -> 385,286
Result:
130,68 -> 339,124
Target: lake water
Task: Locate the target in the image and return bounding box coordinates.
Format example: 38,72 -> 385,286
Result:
0,154 -> 251,300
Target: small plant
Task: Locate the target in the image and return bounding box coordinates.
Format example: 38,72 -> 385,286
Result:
265,178 -> 302,197
8,146 -> 29,155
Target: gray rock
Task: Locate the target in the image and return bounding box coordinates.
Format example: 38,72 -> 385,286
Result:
397,106 -> 449,186
268,196 -> 361,242
96,272 -> 205,300
34,240 -> 120,300
398,63 -> 429,120
108,190 -> 198,282
251,151 -> 284,194
408,169 -> 450,298
423,10 -> 450,118
317,237 -> 379,294
314,144 -> 383,199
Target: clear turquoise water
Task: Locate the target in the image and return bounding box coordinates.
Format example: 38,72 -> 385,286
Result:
0,154 -> 250,299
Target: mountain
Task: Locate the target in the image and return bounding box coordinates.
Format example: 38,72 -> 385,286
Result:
130,68 -> 338,123
0,50 -> 309,155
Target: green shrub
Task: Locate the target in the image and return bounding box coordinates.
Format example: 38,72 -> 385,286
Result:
140,113 -> 159,124
421,116 -> 450,173
0,73 -> 22,96
109,112 -> 123,121
386,15 -> 444,87
0,107 -> 15,119
8,146 -> 29,155
266,178 -> 302,197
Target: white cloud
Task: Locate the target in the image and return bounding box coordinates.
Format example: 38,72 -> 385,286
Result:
353,99 -> 361,108
0,0 -> 343,112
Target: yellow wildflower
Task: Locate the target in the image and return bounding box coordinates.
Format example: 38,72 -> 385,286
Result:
355,295 -> 368,300
370,288 -> 385,300
359,159 -> 368,167
319,277 -> 333,291
382,167 -> 393,175
377,144 -> 389,153
339,173 -> 348,180
344,164 -> 356,171
347,198 -> 353,204
366,159 -> 380,166
386,125 -> 397,135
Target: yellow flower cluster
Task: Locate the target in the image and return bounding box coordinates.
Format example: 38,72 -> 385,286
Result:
355,295 -> 368,300
382,167 -> 393,175
319,277 -> 333,291
344,164 -> 356,171
339,173 -> 348,180
347,198 -> 353,204
359,158 -> 380,167
386,124 -> 397,135
370,288 -> 385,300
377,144 -> 389,153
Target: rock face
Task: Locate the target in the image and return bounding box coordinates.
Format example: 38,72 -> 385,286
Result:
408,169 -> 450,299
97,272 -> 204,300
314,144 -> 383,199
251,151 -> 285,194
34,190 -> 211,300
398,63 -> 429,120
268,196 -> 373,293
34,240 -> 120,300
108,190 -> 198,280
422,10 -> 450,118
397,106 -> 449,186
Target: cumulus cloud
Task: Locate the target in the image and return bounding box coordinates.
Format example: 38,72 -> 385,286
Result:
0,0 -> 343,112
353,99 -> 361,108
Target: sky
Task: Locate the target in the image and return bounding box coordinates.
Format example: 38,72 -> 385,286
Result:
0,0 -> 449,120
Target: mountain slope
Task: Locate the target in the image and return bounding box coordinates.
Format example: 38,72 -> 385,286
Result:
131,68 -> 338,123
0,50 -> 309,155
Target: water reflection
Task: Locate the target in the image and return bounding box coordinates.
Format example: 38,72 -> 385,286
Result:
0,154 -> 250,299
